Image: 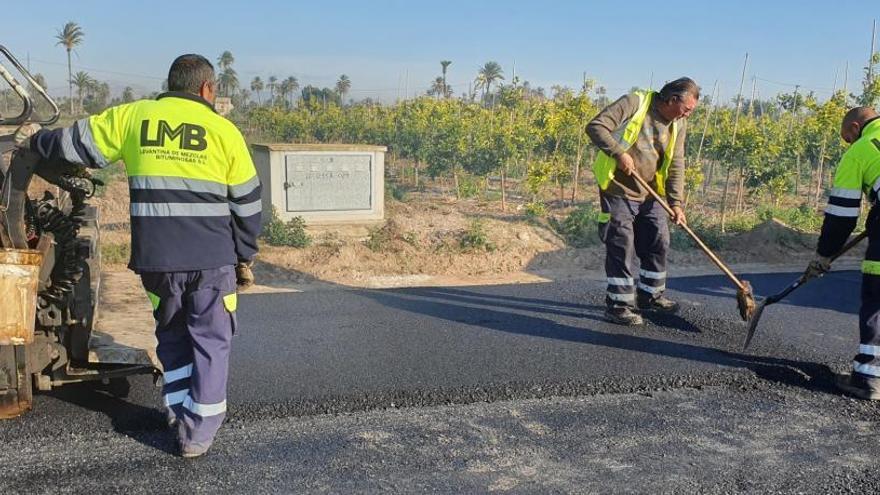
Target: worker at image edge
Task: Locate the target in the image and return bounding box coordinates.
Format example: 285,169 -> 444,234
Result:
804,106 -> 880,400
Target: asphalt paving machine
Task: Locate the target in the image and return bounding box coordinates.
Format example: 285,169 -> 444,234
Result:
0,45 -> 153,419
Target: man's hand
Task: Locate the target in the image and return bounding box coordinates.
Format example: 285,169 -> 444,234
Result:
670,205 -> 687,226
236,261 -> 255,292
804,255 -> 832,281
615,152 -> 635,176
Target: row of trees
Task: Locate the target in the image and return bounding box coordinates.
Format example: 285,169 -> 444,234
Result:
32,22 -> 880,224
238,62 -> 879,219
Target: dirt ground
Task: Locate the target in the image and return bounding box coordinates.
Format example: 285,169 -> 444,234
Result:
92,178 -> 841,290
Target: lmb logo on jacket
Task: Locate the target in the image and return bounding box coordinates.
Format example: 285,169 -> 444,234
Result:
140,120 -> 208,151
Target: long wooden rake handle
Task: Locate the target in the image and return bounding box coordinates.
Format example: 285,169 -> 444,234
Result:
629,172 -> 748,292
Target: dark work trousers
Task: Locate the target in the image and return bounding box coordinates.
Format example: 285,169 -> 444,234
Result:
140,265 -> 238,450
598,190 -> 670,308
856,207 -> 880,379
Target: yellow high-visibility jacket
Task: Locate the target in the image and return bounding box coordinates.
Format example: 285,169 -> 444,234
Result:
817,117 -> 880,264
31,92 -> 262,272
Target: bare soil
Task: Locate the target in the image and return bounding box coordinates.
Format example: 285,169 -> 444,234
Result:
91,178 -> 844,290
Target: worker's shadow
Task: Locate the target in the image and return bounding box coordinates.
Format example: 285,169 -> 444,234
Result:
45,376 -> 178,455
363,285 -> 841,395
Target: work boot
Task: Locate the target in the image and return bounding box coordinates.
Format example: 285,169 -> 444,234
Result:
180,441 -> 212,459
834,372 -> 880,400
637,293 -> 679,313
604,306 -> 644,326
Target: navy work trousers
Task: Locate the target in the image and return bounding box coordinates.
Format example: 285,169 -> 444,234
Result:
141,265 -> 237,450
598,191 -> 670,308
855,207 -> 880,379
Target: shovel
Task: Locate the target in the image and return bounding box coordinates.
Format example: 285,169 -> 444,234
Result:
629,172 -> 756,321
743,230 -> 867,350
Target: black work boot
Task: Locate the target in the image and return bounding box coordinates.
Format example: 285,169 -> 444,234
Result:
604,306 -> 644,326
637,292 -> 679,314
835,372 -> 880,400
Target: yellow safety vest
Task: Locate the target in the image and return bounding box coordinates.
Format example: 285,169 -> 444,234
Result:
591,91 -> 679,196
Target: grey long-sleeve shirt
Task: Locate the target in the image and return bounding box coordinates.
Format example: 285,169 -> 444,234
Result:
586,93 -> 688,206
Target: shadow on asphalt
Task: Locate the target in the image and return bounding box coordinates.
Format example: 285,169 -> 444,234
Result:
361,285 -> 841,397
46,377 -> 178,455
667,270 -> 860,314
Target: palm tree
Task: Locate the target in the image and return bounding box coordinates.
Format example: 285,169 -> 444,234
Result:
283,76 -> 299,107
335,75 -> 351,104
71,71 -> 93,114
428,77 -> 446,98
267,76 -> 278,104
476,61 -> 504,102
217,51 -> 234,71
250,76 -> 264,105
55,21 -> 84,115
440,60 -> 452,98
218,67 -> 238,97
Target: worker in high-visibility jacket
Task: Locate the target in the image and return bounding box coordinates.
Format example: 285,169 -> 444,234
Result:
587,78 -> 699,326
24,54 -> 262,457
804,106 -> 880,399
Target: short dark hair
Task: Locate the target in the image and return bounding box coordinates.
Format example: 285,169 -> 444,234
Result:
658,77 -> 700,102
167,54 -> 214,94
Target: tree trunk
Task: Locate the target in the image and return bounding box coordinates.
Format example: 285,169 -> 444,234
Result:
794,154 -> 801,198
720,167 -> 732,233
500,166 -> 507,211
453,167 -> 460,200
702,160 -> 715,198
67,49 -> 74,115
559,176 -> 565,206
735,167 -> 746,214
572,136 -> 585,204
414,159 -> 420,188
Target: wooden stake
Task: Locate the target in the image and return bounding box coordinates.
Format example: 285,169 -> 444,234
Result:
721,52 -> 749,233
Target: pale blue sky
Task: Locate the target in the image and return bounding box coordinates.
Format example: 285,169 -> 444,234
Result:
4,1 -> 879,102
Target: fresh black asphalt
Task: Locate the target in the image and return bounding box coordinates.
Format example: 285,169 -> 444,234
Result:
3,269 -> 879,493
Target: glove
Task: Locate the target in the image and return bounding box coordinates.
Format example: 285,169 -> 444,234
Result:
804,255 -> 832,281
235,260 -> 255,292
14,123 -> 41,148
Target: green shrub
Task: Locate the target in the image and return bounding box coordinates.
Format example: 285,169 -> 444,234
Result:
262,207 -> 311,248
757,204 -> 823,232
460,219 -> 495,251
364,224 -> 393,252
364,221 -> 415,252
402,231 -> 419,245
386,182 -> 407,202
524,201 -> 548,218
552,204 -> 602,248
457,174 -> 482,199
724,213 -> 760,234
670,214 -> 723,250
101,242 -> 130,264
